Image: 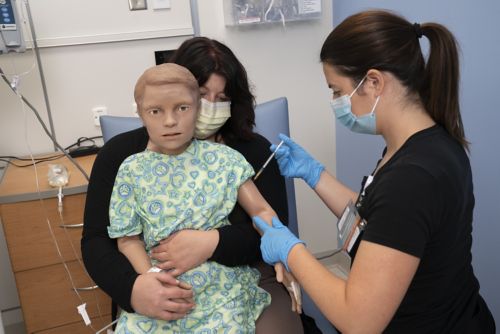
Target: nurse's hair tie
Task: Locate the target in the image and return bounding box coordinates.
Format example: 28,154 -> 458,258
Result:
413,23 -> 423,39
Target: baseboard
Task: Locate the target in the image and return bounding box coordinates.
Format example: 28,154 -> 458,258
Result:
4,322 -> 25,334
1,308 -> 23,328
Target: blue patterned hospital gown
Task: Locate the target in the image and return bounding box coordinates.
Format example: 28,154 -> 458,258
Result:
108,139 -> 270,333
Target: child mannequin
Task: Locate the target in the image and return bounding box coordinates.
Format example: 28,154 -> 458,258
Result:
108,63 -> 279,333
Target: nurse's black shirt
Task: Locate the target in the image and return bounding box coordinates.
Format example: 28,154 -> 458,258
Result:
355,125 -> 482,333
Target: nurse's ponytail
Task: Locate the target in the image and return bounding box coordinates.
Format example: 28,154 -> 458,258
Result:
419,23 -> 468,150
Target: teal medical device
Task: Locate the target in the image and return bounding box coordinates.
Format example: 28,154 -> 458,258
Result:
0,0 -> 25,54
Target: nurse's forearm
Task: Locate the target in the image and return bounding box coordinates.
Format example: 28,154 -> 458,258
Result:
287,241 -> 416,333
314,171 -> 358,217
287,244 -> 354,333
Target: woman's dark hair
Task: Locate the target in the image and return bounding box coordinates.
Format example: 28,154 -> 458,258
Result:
320,10 -> 468,150
169,37 -> 255,142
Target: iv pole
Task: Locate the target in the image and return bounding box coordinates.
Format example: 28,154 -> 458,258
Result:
24,0 -> 57,152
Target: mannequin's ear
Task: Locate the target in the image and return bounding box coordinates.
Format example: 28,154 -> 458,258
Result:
135,101 -> 144,121
365,69 -> 384,97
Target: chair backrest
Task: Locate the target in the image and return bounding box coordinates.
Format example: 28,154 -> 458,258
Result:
255,100 -> 331,334
100,115 -> 143,143
99,97 -> 298,235
254,97 -> 298,235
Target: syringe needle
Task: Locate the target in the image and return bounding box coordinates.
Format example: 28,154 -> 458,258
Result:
253,140 -> 284,181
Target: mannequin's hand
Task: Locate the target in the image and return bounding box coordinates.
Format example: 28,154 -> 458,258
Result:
271,133 -> 324,188
252,216 -> 305,271
274,263 -> 302,314
151,229 -> 219,276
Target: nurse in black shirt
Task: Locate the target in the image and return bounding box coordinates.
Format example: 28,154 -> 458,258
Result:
252,10 -> 496,333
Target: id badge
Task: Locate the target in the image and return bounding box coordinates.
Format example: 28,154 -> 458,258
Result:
337,200 -> 364,252
322,201 -> 367,280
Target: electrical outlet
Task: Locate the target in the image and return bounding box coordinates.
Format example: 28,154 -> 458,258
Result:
92,106 -> 108,127
152,0 -> 170,10
129,0 -> 147,10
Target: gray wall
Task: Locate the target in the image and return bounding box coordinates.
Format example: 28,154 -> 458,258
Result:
333,0 -> 500,322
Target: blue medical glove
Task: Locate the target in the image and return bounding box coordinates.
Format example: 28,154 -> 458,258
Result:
270,134 -> 324,189
253,216 -> 305,271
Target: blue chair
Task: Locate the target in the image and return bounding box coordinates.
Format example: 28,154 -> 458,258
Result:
100,115 -> 143,143
254,98 -> 337,334
253,97 -> 298,236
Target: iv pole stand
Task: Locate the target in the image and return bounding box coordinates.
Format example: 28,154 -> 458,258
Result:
24,0 -> 58,152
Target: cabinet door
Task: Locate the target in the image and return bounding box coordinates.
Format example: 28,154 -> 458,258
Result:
35,315 -> 112,334
36,314 -> 111,334
1,194 -> 86,271
16,260 -> 111,333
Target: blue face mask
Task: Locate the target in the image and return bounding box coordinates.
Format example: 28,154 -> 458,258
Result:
330,77 -> 380,135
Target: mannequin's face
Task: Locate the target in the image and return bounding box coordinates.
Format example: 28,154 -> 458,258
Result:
139,83 -> 198,155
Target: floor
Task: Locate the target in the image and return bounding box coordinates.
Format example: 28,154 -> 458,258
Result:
4,323 -> 25,334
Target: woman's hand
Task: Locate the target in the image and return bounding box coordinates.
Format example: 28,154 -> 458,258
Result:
274,263 -> 302,314
131,271 -> 195,321
271,133 -> 324,188
150,229 -> 219,276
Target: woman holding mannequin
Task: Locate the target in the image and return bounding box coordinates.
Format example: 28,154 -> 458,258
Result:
82,37 -> 309,333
